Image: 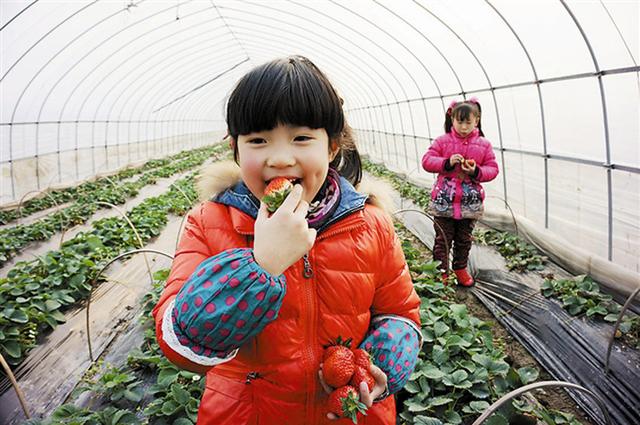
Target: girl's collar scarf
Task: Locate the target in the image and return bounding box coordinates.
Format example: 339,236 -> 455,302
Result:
306,168 -> 341,229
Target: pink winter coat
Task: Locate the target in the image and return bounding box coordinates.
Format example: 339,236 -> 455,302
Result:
422,128 -> 499,219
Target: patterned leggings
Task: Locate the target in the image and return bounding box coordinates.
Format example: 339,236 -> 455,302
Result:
433,217 -> 476,271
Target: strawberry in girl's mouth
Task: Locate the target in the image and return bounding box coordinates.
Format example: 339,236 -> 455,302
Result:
262,177 -> 296,212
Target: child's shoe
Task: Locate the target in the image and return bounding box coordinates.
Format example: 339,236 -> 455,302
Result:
454,268 -> 474,287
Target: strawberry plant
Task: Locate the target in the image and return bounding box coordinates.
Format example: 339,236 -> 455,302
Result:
542,274 -> 639,348
0,144 -> 226,266
473,227 -> 546,272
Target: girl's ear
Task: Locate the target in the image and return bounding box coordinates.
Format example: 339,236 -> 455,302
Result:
329,140 -> 340,161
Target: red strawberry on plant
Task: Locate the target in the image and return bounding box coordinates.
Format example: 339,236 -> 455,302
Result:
262,177 -> 294,213
327,385 -> 367,424
323,347 -> 355,388
350,365 -> 375,392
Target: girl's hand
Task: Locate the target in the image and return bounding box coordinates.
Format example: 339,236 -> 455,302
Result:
449,153 -> 464,166
253,184 -> 317,276
319,363 -> 388,420
461,159 -> 477,175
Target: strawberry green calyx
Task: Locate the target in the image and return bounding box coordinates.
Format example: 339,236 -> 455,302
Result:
262,177 -> 294,213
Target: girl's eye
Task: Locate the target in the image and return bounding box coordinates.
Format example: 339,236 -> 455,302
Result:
247,138 -> 266,144
294,135 -> 312,142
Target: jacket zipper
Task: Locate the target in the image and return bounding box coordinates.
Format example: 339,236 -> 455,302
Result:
301,252 -> 316,423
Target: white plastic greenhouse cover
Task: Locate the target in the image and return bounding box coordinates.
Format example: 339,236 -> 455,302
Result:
1,1 -> 639,277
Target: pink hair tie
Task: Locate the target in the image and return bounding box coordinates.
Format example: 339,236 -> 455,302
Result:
468,96 -> 479,104
448,100 -> 458,110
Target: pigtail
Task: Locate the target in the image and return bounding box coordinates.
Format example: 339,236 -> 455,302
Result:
329,122 -> 362,187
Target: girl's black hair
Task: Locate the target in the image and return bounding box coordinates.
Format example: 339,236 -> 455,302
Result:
444,100 -> 485,137
226,55 -> 362,186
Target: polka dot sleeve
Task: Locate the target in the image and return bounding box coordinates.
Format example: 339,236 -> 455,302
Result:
167,248 -> 286,362
359,315 -> 422,395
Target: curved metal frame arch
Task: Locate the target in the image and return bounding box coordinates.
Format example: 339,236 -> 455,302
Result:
221,0 -> 412,166
484,0 -> 550,229
101,37 -> 239,159
559,0 -> 614,260
166,3 -> 407,163
411,0 -> 508,206
47,9 -> 227,179
297,0 -> 428,170
173,34 -> 383,153
5,0 -> 134,196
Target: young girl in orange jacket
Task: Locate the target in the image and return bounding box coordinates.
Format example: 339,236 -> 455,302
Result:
153,56 -> 422,424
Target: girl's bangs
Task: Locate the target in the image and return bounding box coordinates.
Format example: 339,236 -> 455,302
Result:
227,59 -> 344,137
452,103 -> 478,121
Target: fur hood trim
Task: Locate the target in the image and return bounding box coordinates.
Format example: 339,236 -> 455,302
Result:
196,161 -> 396,215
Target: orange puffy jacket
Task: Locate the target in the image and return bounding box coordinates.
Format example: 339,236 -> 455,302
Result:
153,162 -> 421,425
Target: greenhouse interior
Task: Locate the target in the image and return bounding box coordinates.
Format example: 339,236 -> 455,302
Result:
1,1 -> 638,424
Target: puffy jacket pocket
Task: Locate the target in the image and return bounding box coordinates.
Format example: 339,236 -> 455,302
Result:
198,373 -> 255,425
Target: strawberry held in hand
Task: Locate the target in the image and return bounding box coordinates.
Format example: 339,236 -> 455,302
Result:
323,338 -> 355,388
262,177 -> 294,213
327,385 -> 367,424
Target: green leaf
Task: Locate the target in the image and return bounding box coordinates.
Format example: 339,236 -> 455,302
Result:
414,416 -> 444,425
9,309 -> 28,324
406,400 -> 429,412
45,299 -> 62,312
427,396 -> 453,407
158,368 -> 180,386
517,366 -> 539,385
2,340 -> 22,358
443,410 -> 462,424
161,399 -> 180,416
434,321 -> 449,337
173,418 -> 193,425
171,384 -> 191,404
468,383 -> 491,399
422,365 -> 446,380
469,400 -> 490,413
404,380 -> 420,394
486,413 -> 509,425
431,345 -> 449,365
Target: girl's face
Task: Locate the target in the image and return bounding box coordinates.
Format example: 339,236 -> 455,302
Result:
236,124 -> 339,204
452,113 -> 479,137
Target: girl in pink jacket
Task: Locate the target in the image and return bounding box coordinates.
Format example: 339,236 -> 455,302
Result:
421,98 -> 499,286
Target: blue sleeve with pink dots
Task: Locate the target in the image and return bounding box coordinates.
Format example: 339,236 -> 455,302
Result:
359,317 -> 421,395
171,248 -> 286,360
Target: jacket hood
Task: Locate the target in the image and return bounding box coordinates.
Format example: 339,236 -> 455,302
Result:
196,160 -> 396,216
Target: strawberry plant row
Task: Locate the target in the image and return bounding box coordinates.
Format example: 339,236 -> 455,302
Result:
396,224 -> 583,425
26,269 -> 204,425
541,274 -> 639,348
361,159 -> 547,273
0,144 -> 225,266
0,145 -> 217,225
0,167 -> 206,367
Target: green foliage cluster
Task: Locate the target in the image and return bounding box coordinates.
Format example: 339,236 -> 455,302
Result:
542,275 -> 639,348
397,225 -> 582,425
0,144 -> 225,266
472,228 -> 547,273
26,270 -> 204,425
0,168 -> 208,366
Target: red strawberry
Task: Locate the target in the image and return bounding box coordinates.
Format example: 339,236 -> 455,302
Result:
350,365 -> 375,392
464,158 -> 476,168
327,385 -> 367,424
323,336 -> 353,362
352,348 -> 371,369
323,348 -> 355,388
262,177 -> 294,212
